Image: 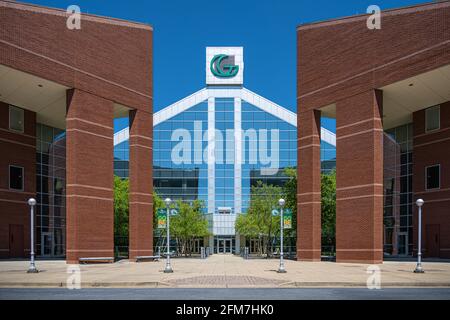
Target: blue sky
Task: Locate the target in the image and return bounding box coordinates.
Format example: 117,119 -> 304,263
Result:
24,0 -> 428,131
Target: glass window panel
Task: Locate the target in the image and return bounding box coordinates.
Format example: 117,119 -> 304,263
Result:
9,166 -> 24,190
426,165 -> 440,190
9,105 -> 24,132
425,105 -> 440,132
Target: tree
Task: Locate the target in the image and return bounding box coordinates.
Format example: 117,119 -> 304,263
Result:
113,176 -> 129,258
114,176 -> 129,239
321,170 -> 336,250
281,168 -> 337,252
114,178 -> 166,256
170,199 -> 210,256
153,191 -> 164,215
152,191 -> 165,241
235,181 -> 283,257
283,167 -> 297,215
115,178 -> 166,239
282,167 -> 297,240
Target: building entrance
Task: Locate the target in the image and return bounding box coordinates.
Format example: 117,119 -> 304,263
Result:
249,239 -> 260,254
41,232 -> 52,256
217,238 -> 232,254
214,236 -> 235,254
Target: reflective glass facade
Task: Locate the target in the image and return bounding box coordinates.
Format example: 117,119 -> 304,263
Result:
215,98 -> 235,211
114,140 -> 129,179
151,97 -> 299,234
30,94 -> 337,257
241,102 -> 296,213
36,124 -> 66,257
114,91 -> 337,254
321,141 -> 336,174
384,124 -> 413,256
153,101 -> 208,203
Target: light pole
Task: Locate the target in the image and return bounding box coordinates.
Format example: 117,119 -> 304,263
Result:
27,198 -> 38,273
414,199 -> 425,273
278,198 -> 286,273
164,197 -> 173,273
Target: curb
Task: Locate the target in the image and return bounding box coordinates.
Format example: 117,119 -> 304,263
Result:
1,281 -> 450,288
280,282 -> 450,288
0,281 -> 172,288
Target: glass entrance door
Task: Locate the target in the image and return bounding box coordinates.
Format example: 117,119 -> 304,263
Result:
217,239 -> 225,253
217,238 -> 232,254
218,239 -> 225,253
41,232 -> 53,256
224,239 -> 231,254
250,239 -> 259,253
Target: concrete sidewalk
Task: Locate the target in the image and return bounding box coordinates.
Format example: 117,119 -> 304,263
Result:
1,255 -> 449,288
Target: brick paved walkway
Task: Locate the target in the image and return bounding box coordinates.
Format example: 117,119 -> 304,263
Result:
1,254 -> 449,288
168,275 -> 285,287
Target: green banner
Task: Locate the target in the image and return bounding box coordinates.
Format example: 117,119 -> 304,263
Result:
283,209 -> 292,229
157,209 -> 167,229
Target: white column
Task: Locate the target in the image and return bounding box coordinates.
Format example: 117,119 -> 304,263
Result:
207,97 -> 215,215
234,97 -> 242,254
209,235 -> 214,253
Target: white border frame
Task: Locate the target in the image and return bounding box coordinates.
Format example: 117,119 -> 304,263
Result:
425,164 -> 440,191
206,47 -> 244,86
425,105 -> 440,133
9,165 -> 24,192
116,87 -> 337,147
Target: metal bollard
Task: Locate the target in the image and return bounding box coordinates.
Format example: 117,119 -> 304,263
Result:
243,247 -> 249,260
201,247 -> 205,259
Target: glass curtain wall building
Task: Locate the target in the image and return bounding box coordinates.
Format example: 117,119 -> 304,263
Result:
383,124 -> 413,257
36,124 -> 66,257
114,47 -> 337,254
24,47 -> 420,259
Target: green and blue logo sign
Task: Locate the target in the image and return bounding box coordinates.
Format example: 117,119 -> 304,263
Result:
271,208 -> 293,229
157,209 -> 166,229
283,209 -> 292,230
157,208 -> 179,229
210,54 -> 239,78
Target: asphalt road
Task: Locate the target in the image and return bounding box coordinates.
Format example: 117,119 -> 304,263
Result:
1,288 -> 450,300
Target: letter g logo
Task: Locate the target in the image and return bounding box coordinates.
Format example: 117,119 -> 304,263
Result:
210,54 -> 239,78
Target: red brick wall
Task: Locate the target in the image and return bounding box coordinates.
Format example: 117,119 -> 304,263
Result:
66,89 -> 114,263
297,110 -> 322,261
0,101 -> 36,258
297,1 -> 450,112
413,101 -> 450,258
335,90 -> 384,263
383,133 -> 402,256
128,109 -> 154,260
0,1 -> 153,262
297,2 -> 450,262
0,0 -> 152,112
